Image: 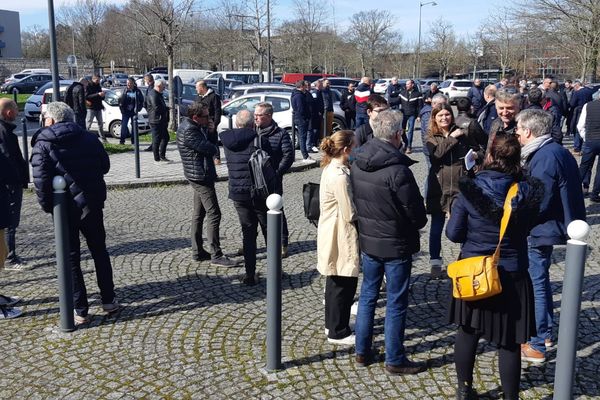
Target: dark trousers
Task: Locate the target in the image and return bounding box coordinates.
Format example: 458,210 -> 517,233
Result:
120,113 -> 135,144
455,326 -> 520,399
6,185 -> 23,260
344,110 -> 356,130
294,119 -> 309,159
151,121 -> 169,161
207,128 -> 221,161
67,207 -> 116,317
579,140 -> 600,193
75,112 -> 87,130
191,182 -> 222,259
233,199 -> 268,276
325,275 -> 358,339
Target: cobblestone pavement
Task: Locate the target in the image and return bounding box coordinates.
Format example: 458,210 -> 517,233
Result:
1,138 -> 599,399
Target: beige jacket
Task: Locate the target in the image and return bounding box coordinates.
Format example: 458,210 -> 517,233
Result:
317,159 -> 360,277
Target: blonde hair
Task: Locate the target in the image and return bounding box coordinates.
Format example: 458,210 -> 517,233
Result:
320,130 -> 355,167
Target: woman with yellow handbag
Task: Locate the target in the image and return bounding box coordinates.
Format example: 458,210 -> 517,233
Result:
445,135 -> 544,400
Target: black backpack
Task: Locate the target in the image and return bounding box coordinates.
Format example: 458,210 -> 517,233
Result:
248,134 -> 276,200
302,182 -> 320,227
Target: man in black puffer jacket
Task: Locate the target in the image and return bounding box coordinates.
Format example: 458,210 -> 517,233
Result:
254,102 -> 294,256
176,102 -> 238,268
65,78 -> 88,129
221,109 -> 276,286
31,102 -> 119,325
350,109 -> 428,375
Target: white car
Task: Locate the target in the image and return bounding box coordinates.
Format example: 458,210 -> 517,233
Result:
439,79 -> 473,104
24,80 -> 74,121
40,87 -> 150,138
217,92 -> 347,145
373,78 -> 392,94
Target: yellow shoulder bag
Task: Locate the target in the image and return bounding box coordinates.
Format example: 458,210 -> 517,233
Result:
447,182 -> 518,301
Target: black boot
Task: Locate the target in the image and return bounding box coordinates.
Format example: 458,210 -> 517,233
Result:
456,381 -> 478,400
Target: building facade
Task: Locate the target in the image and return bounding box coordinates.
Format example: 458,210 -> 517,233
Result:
0,9 -> 22,58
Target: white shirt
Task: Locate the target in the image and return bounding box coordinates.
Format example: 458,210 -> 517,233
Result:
577,103 -> 589,141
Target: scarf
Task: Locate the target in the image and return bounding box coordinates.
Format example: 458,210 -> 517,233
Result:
521,134 -> 551,165
256,121 -> 279,137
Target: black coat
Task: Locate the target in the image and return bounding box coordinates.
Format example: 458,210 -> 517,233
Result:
85,82 -> 104,110
118,87 -> 144,116
0,119 -> 28,188
257,122 -> 294,193
31,122 -> 109,213
339,89 -> 356,112
351,138 -> 427,258
176,117 -> 218,184
146,89 -> 169,125
198,89 -> 222,127
354,123 -> 373,146
0,153 -> 10,228
291,89 -> 310,121
221,128 -> 274,202
65,82 -> 86,116
399,88 -> 423,116
446,170 -> 544,273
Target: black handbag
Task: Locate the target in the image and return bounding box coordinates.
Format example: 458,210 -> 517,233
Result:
302,182 -> 320,227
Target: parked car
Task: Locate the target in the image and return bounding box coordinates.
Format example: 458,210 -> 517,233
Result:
40,87 -> 150,138
2,73 -> 62,94
419,79 -> 442,93
373,78 -> 392,94
204,71 -> 268,84
24,80 -> 74,121
105,73 -> 129,87
439,79 -> 473,104
217,91 -> 347,145
280,73 -> 336,84
326,77 -> 360,91
226,83 -> 294,102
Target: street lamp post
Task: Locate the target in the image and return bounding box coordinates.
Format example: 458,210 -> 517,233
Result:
415,1 -> 437,80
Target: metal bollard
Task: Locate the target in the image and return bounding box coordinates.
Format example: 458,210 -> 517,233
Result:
53,176 -> 75,332
133,115 -> 140,179
322,111 -> 327,140
291,111 -> 297,159
20,118 -> 30,182
266,193 -> 283,371
228,114 -> 233,130
553,220 -> 590,400
12,88 -> 18,103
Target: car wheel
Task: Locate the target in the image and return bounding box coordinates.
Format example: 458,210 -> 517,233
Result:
109,120 -> 121,138
332,117 -> 346,133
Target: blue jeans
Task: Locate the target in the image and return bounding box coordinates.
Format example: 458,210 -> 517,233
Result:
120,113 -> 134,144
429,212 -> 445,261
355,252 -> 413,366
355,113 -> 369,129
579,140 -> 600,194
402,114 -> 417,150
294,119 -> 309,159
574,130 -> 583,152
527,243 -> 554,353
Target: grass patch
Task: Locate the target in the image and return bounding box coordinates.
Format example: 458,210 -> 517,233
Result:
0,93 -> 30,111
104,143 -> 133,154
169,130 -> 176,141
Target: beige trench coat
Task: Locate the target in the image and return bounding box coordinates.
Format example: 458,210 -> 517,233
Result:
317,159 -> 360,277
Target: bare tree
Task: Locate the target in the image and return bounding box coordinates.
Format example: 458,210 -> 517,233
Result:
425,17 -> 457,79
58,0 -> 110,70
291,0 -> 327,72
479,8 -> 521,78
21,26 -> 51,59
517,0 -> 600,81
346,10 -> 399,77
123,0 -> 196,130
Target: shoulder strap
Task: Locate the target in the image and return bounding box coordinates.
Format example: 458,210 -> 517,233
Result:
493,182 -> 519,259
254,133 -> 262,150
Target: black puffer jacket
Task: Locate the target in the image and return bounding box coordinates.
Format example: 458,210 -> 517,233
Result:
31,122 -> 109,213
350,138 -> 427,258
0,153 -> 9,228
221,128 -> 274,202
85,82 -> 104,110
65,82 -> 86,116
0,119 -> 28,187
354,123 -> 373,146
176,117 -> 218,184
257,121 -> 294,193
146,89 -> 168,125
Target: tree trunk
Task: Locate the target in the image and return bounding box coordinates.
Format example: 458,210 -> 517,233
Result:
167,51 -> 177,132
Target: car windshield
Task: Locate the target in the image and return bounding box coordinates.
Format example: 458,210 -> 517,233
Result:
115,74 -> 128,79
454,81 -> 472,87
376,79 -> 388,84
104,90 -> 119,106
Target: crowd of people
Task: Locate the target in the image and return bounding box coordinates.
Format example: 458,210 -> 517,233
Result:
0,71 -> 595,399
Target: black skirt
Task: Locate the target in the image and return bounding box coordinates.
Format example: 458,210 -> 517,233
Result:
447,269 -> 536,347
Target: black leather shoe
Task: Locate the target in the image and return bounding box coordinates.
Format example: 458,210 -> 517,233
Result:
456,382 -> 478,400
144,146 -> 153,152
192,251 -> 211,262
385,360 -> 427,375
242,274 -> 257,286
355,353 -> 370,367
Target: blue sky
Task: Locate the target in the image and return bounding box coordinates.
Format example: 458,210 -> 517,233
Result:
8,0 -> 503,42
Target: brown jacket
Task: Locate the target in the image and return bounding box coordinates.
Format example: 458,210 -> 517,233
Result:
317,159 -> 360,277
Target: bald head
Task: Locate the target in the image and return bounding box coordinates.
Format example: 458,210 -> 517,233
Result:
236,109 -> 254,129
0,98 -> 18,122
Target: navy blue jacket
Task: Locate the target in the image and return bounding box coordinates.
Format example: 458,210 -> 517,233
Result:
446,171 -> 544,273
478,100 -> 498,134
31,122 -> 109,213
176,117 -> 218,184
524,138 -> 586,246
221,128 -> 275,202
467,85 -> 485,115
570,87 -> 594,109
351,138 -> 427,258
354,82 -> 371,116
291,89 -> 310,121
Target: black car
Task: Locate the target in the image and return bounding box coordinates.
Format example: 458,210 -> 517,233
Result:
3,74 -> 61,94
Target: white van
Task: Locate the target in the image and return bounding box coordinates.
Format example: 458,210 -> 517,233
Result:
173,69 -> 212,83
204,71 -> 269,84
18,68 -> 51,75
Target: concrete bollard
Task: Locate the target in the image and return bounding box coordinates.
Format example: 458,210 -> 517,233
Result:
266,193 -> 283,371
553,219 -> 590,400
133,115 -> 140,179
21,118 -> 30,183
53,176 -> 75,332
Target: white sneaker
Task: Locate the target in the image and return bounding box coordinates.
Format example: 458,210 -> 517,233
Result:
325,322 -> 354,336
327,334 -> 355,345
350,301 -> 359,316
311,146 -> 319,152
0,306 -> 23,320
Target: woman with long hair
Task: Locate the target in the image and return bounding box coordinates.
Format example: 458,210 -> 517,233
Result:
317,130 -> 359,345
446,135 -> 543,399
425,104 -> 472,278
